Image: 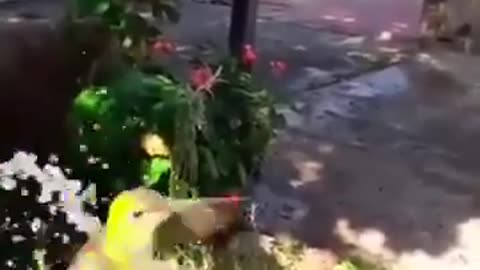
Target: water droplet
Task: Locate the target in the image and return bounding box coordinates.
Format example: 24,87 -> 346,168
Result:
0,177 -> 17,191
87,156 -> 97,164
20,187 -> 29,196
62,234 -> 70,244
31,218 -> 42,233
79,144 -> 88,153
48,154 -> 59,164
49,205 -> 58,215
6,260 -> 14,267
11,235 -> 26,243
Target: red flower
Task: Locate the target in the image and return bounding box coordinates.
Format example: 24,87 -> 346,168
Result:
152,39 -> 176,55
270,60 -> 288,76
242,44 -> 257,68
189,65 -> 223,95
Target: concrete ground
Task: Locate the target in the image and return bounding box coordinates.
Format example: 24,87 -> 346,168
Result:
256,51 -> 480,270
198,0 -> 424,39
257,0 -> 424,39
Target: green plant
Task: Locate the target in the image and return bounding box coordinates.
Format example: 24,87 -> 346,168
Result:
195,61 -> 274,195
64,0 -> 275,209
68,69 -> 186,195
68,57 -> 274,198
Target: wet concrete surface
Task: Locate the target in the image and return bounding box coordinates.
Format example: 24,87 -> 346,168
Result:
257,51 -> 480,269
202,0 -> 424,38
258,0 -> 424,39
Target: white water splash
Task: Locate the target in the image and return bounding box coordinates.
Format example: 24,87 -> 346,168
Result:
0,152 -> 101,235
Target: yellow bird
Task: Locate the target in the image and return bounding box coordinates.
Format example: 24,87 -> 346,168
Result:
68,187 -> 244,270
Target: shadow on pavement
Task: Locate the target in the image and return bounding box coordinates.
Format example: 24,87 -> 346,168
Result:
258,57 -> 480,268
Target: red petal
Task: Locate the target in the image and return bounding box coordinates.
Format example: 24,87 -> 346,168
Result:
190,66 -> 215,89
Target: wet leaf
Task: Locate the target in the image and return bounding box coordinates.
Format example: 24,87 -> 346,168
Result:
144,158 -> 171,186
74,87 -> 106,119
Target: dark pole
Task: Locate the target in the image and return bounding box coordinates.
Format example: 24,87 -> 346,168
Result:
228,0 -> 259,58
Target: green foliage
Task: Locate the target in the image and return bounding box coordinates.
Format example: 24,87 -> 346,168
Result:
195,61 -> 275,195
66,0 -> 274,200
143,157 -> 171,186
69,69 -> 183,194
67,58 -> 274,198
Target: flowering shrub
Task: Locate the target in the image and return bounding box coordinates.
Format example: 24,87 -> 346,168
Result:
67,60 -> 274,198
63,0 -> 275,201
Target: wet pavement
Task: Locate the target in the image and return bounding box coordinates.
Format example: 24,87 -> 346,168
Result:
257,50 -> 480,269
258,0 -> 424,39
209,0 -> 424,39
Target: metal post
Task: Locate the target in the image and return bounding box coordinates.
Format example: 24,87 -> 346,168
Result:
228,0 -> 259,57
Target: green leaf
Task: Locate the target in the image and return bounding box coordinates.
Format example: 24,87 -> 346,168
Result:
144,157 -> 171,186
74,87 -> 105,118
